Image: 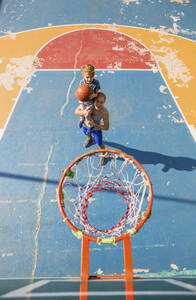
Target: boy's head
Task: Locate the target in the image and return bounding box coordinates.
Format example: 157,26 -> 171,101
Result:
81,64 -> 95,84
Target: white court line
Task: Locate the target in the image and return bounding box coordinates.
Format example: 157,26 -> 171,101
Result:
1,280 -> 50,298
164,278 -> 196,292
2,291 -> 196,298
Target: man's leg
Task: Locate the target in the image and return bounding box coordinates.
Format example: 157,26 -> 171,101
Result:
82,126 -> 93,148
92,130 -> 106,165
84,135 -> 93,148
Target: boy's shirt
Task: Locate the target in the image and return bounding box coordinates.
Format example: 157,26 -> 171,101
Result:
80,78 -> 101,93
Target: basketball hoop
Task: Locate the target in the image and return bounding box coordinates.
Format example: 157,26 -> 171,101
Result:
57,149 -> 153,244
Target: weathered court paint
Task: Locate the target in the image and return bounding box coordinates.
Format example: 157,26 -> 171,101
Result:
0,24 -> 195,140
36,29 -> 157,70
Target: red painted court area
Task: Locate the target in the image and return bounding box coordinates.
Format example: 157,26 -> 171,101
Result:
36,29 -> 157,70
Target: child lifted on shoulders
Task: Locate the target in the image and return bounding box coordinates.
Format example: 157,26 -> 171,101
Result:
77,64 -> 101,135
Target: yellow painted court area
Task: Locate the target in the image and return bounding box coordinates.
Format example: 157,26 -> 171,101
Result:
0,24 -> 195,137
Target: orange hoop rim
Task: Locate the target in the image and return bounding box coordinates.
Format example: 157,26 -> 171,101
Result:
57,148 -> 153,243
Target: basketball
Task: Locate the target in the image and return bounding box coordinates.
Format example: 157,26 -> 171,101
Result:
75,84 -> 93,101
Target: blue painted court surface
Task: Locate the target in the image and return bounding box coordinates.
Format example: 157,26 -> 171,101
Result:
0,69 -> 195,276
0,0 -> 196,298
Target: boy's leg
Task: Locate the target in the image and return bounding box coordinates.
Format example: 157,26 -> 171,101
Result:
78,117 -> 84,128
86,126 -> 94,135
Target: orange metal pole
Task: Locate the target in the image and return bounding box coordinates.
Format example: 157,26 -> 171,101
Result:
80,235 -> 89,300
123,234 -> 134,300
80,234 -> 134,300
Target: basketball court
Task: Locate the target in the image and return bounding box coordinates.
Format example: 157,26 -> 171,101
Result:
0,0 -> 196,299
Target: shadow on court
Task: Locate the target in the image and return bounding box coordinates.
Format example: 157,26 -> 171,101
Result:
104,141 -> 196,173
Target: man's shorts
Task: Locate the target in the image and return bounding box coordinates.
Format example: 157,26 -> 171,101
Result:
82,126 -> 103,146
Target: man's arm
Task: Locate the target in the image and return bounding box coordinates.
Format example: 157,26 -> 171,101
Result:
75,105 -> 91,117
101,109 -> 109,130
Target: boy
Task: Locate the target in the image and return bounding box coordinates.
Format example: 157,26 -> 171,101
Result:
78,64 -> 100,134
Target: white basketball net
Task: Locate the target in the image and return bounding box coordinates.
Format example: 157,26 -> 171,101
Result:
60,151 -> 152,239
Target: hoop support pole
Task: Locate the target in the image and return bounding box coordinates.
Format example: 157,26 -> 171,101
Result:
80,235 -> 89,300
79,234 -> 134,300
123,234 -> 134,300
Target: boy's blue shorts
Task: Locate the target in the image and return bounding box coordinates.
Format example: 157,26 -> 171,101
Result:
82,126 -> 103,146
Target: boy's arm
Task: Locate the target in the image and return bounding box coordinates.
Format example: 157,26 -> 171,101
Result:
80,78 -> 85,85
89,91 -> 98,100
89,79 -> 101,99
95,79 -> 101,91
89,86 -> 100,99
94,80 -> 101,95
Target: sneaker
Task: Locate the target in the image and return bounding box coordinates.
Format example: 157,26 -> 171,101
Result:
84,136 -> 93,148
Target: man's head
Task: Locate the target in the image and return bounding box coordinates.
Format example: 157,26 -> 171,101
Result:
94,92 -> 106,110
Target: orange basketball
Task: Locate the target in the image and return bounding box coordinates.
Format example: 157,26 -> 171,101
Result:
75,84 -> 93,101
